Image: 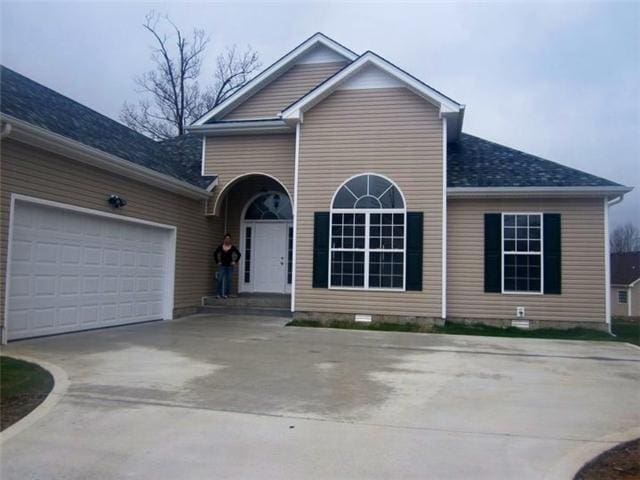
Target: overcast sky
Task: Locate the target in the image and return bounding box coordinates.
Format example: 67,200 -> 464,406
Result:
2,1 -> 638,226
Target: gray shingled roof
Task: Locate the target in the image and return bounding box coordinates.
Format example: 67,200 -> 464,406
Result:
0,65 -> 212,189
611,252 -> 640,285
448,133 -> 620,188
1,65 -> 622,192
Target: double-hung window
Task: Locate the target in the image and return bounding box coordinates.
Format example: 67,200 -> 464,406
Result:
502,213 -> 543,293
618,290 -> 628,304
330,174 -> 406,290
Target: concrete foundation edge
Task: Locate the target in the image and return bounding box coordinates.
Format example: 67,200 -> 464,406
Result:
293,311 -> 609,331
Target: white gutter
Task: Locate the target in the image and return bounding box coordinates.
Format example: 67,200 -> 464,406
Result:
448,186 -> 633,198
2,115 -> 211,200
187,119 -> 292,136
0,121 -> 12,138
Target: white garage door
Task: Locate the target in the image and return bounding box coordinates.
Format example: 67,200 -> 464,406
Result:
6,200 -> 174,340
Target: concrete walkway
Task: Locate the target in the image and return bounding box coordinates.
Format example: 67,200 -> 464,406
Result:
1,314 -> 639,479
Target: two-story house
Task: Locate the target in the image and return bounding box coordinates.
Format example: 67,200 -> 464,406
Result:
0,33 -> 632,342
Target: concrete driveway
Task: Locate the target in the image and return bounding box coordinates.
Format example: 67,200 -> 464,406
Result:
1,314 -> 639,480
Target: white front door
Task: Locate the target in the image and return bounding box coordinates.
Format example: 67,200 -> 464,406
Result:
252,223 -> 287,293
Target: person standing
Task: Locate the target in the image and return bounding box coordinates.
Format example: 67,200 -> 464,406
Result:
214,234 -> 241,299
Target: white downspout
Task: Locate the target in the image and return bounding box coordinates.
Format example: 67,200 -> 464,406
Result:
604,197 -> 611,332
441,117 -> 447,321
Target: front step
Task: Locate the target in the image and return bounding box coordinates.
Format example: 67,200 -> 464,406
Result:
197,305 -> 292,318
202,293 -> 291,309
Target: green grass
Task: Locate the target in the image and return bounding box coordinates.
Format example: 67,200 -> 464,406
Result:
1,356 -> 54,431
287,318 -> 640,345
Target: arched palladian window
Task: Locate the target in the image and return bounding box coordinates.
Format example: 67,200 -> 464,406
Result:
330,173 -> 406,289
244,192 -> 292,220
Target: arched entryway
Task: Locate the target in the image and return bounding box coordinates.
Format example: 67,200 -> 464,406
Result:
239,191 -> 293,294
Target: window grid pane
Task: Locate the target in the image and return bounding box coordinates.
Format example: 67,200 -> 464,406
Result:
618,290 -> 628,304
502,214 -> 542,293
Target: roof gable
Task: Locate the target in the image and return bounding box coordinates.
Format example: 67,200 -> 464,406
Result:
192,33 -> 357,125
279,51 -> 464,140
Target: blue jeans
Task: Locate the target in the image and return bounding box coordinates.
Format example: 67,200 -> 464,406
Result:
217,265 -> 233,297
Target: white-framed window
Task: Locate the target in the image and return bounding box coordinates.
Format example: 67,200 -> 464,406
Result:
618,290 -> 628,304
502,213 -> 543,294
244,226 -> 252,283
330,173 -> 406,290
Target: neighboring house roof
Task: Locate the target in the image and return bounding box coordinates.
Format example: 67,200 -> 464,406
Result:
0,65 -> 212,189
611,252 -> 640,286
448,133 -> 622,188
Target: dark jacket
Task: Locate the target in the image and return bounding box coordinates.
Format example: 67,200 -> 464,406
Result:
214,245 -> 241,266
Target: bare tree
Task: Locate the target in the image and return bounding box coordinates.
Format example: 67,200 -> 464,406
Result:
202,45 -> 261,109
121,12 -> 260,140
610,222 -> 640,253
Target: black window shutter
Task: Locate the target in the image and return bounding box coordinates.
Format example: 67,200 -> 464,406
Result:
484,213 -> 502,293
312,212 -> 330,288
543,213 -> 562,294
405,212 -> 423,291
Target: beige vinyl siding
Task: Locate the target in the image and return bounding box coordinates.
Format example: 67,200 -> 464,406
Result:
204,134 -> 295,214
295,87 -> 443,318
223,62 -> 347,120
447,197 -> 606,323
0,139 -> 221,326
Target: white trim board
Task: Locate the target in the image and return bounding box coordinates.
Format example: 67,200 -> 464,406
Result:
441,117 -> 447,319
604,198 -> 611,327
448,186 -> 633,198
291,122 -> 301,312
192,33 -> 357,125
2,114 -> 211,200
2,194 -> 178,344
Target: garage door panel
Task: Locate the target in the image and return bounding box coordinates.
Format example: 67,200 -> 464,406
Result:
7,201 -> 173,340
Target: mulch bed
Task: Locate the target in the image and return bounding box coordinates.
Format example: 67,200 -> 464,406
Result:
574,438 -> 640,480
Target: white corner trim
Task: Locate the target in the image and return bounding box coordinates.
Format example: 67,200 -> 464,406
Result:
442,118 -> 447,320
281,52 -> 462,122
192,33 -> 357,125
291,123 -> 301,313
3,194 -> 178,344
201,136 -> 207,176
604,198 -> 611,327
2,115 -> 211,200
